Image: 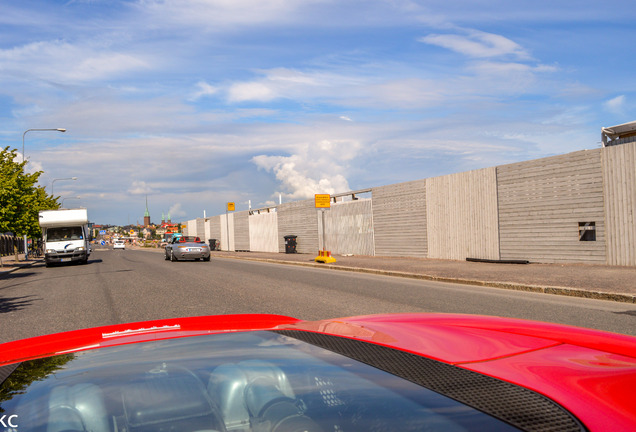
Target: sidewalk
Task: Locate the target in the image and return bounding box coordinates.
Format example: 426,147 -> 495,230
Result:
0,254 -> 38,274
209,250 -> 636,304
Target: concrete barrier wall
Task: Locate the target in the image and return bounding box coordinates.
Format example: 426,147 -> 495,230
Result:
277,200 -> 319,254
220,213 -> 234,251
427,168 -> 500,261
249,211 -> 278,252
371,179 -> 427,257
206,216 -> 222,248
498,149 -> 606,264
183,142 -> 635,266
233,210 -> 250,251
602,141 -> 636,266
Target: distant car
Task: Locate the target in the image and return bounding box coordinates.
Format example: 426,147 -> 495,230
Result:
165,235 -> 210,261
0,313 -> 635,432
113,240 -> 125,250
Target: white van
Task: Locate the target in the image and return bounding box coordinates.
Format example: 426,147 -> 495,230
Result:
39,208 -> 91,266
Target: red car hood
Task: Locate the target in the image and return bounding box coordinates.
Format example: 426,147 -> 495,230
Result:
2,313 -> 636,431
281,313 -> 636,432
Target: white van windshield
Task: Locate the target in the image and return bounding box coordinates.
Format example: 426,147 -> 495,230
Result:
46,226 -> 84,242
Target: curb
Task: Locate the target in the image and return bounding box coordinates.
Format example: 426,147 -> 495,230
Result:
212,255 -> 636,304
0,259 -> 39,276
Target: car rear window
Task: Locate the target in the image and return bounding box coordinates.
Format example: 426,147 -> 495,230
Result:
0,331 -> 530,432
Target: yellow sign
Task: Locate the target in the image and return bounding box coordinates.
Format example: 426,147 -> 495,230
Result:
227,202 -> 235,211
315,194 -> 331,209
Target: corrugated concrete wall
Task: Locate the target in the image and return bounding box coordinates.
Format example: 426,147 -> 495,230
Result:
233,210 -> 250,251
321,199 -> 374,256
372,180 -> 427,257
498,149 -> 606,263
185,219 -> 197,237
249,211 -> 278,252
277,199 -> 319,254
219,213 -> 235,251
182,143 -> 635,266
602,141 -> 636,266
427,168 -> 500,260
196,218 -> 205,239
207,216 -> 222,247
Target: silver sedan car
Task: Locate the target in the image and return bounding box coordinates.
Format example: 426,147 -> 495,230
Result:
165,236 -> 211,261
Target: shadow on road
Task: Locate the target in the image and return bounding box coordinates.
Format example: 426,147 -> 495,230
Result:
0,271 -> 38,281
0,295 -> 38,314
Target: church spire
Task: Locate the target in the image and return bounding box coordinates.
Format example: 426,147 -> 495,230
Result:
143,195 -> 151,227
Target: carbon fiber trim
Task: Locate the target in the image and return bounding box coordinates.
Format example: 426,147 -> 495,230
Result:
0,362 -> 20,386
273,330 -> 586,432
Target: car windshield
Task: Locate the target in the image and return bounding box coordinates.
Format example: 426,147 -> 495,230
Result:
179,236 -> 201,243
0,331 -> 519,432
46,226 -> 83,242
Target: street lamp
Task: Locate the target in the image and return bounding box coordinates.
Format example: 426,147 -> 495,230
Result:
61,196 -> 81,208
22,128 -> 66,162
52,177 -> 78,196
21,128 -> 66,260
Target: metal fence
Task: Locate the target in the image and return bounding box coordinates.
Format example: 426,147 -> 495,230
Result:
0,234 -> 25,257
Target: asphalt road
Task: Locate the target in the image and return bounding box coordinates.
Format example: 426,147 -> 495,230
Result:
1,247 -> 635,343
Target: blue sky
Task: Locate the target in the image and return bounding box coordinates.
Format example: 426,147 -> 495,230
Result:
1,0 -> 634,225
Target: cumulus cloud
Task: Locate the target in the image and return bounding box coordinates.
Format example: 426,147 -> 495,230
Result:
420,30 -> 530,60
252,139 -> 360,199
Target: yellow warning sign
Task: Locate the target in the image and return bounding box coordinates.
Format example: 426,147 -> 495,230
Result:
315,194 -> 331,209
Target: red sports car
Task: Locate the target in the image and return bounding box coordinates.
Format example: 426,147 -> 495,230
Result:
1,313 -> 635,432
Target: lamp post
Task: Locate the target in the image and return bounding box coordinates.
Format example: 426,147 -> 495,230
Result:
61,196 -> 81,208
21,127 -> 66,260
52,177 -> 78,197
22,128 -> 66,162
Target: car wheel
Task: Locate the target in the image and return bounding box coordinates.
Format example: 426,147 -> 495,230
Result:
165,251 -> 170,260
170,251 -> 177,262
203,256 -> 210,262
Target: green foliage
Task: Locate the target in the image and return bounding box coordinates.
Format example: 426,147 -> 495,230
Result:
0,146 -> 59,237
0,354 -> 75,412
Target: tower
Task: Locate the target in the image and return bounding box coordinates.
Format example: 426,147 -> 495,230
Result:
144,195 -> 151,227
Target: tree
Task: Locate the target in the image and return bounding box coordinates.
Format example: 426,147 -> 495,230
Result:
0,146 -> 59,238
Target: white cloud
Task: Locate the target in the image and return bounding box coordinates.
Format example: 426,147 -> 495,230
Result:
420,30 -> 530,60
252,138 -> 360,199
228,82 -> 278,102
189,81 -> 219,101
0,40 -> 150,83
128,181 -> 154,195
168,203 -> 186,218
603,95 -> 626,115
